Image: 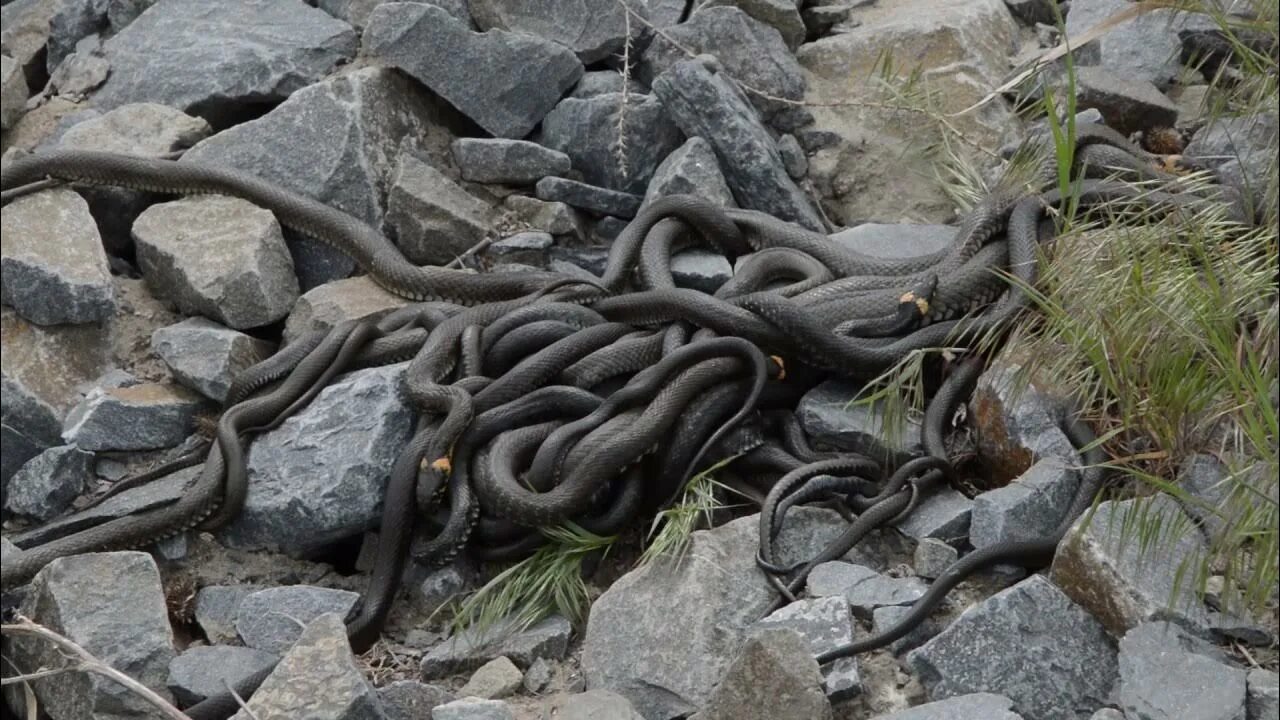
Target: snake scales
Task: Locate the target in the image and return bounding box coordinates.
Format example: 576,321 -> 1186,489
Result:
0,123 -> 1244,718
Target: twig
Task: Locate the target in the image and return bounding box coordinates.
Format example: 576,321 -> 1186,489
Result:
614,4 -> 635,183
223,677 -> 261,720
445,237 -> 495,269
0,615 -> 190,720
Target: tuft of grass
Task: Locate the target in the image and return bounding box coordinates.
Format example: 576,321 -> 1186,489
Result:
640,455 -> 745,566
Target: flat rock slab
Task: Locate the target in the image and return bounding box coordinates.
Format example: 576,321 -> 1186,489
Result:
167,644 -> 280,707
152,318 -> 275,403
230,613 -> 382,720
870,693 -> 1022,720
433,697 -> 516,720
1,188 -> 114,325
62,381 -> 204,452
797,379 -> 923,460
559,689 -> 645,720
236,585 -> 361,655
536,177 -> 643,218
831,224 -> 954,260
282,276 -> 408,344
421,614 -> 572,679
219,363 -> 415,555
452,138 -> 571,186
363,2 -> 583,139
906,575 -> 1117,720
92,0 -> 357,125
692,629 -> 833,720
807,562 -> 927,620
1118,621 -> 1246,720
1073,66 -> 1178,136
10,552 -> 177,718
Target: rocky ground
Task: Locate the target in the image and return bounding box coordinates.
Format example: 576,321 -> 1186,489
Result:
1,0 -> 1278,719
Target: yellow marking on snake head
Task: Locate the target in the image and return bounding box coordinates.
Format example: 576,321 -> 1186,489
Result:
899,290 -> 917,304
769,355 -> 786,380
914,297 -> 930,316
428,457 -> 452,475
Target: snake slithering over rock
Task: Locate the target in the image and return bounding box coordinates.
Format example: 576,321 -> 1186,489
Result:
0,123 -> 1248,719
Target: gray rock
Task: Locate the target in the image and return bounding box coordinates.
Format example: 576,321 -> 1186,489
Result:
503,195 -> 585,239
593,215 -> 630,242
414,561 -> 474,613
1064,0 -> 1211,89
0,188 -> 115,325
132,196 -> 299,329
380,680 -> 454,720
1176,454 -> 1238,542
1118,621 -> 1246,720
196,584 -> 263,645
62,381 -> 203,451
1004,0 -> 1058,26
647,0 -> 686,27
642,136 -> 736,209
872,604 -> 944,656
185,67 -> 455,289
671,250 -> 733,293
4,444 -> 93,520
421,614 -> 572,678
535,177 -> 643,218
151,318 -> 275,403
282,276 -> 408,344
700,0 -> 804,51
487,231 -> 552,267
522,658 -> 553,695
1,53 -> 27,129
549,245 -> 610,277
1073,66 -> 1179,136
906,575 -> 1117,720
581,507 -> 895,719
45,33 -> 109,100
1206,609 -> 1275,648
694,628 -> 833,720
452,138 -> 572,185
458,656 -> 523,699
167,644 -> 280,706
432,697 -> 515,720
913,538 -> 959,580
653,58 -> 823,231
317,0 -> 473,29
363,2 -> 583,139
92,0 -> 357,124
219,363 -> 415,555
1184,112 -> 1278,217
385,149 -> 496,266
970,457 -> 1080,550
969,358 -> 1078,487
870,693 -> 1022,720
777,133 -> 807,180
798,379 -> 924,461
752,596 -> 861,701
45,0 -> 115,73
536,92 -> 683,195
231,613 -> 382,720
235,585 -> 360,655
1090,711 -> 1125,720
893,486 -> 975,544
1247,669 -> 1279,720
1050,494 -> 1212,636
807,562 -> 928,620
831,223 -> 954,261
559,689 -> 644,720
639,7 -> 806,125
1,0 -> 65,77
10,551 -> 177,717
801,5 -> 851,40
469,0 -> 644,64
571,70 -> 646,99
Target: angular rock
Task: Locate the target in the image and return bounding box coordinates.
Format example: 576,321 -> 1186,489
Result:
380,680 -> 454,720
1,53 -> 28,129
582,507 -> 899,719
432,697 -> 516,720
4,444 -> 93,521
549,245 -> 611,277
1118,621 -> 1246,720
62,381 -> 203,451
798,379 -> 924,461
571,70 -> 646,99
422,614 -> 572,678
196,584 -> 263,645
536,92 -> 683,194
503,195 -> 586,238
807,562 -> 928,620
385,149 -> 496,266
452,138 -> 572,185
906,575 -> 1117,720
1176,453 -> 1240,542
363,2 -> 583,139
317,0 -> 473,29
522,658 -> 553,695
913,538 -> 960,580
751,596 -> 861,701
458,657 -> 523,700
970,457 -> 1080,550
969,357 -> 1078,488
487,231 -> 552,267
231,613 -> 381,720
92,0 -> 356,124
1073,66 -> 1179,136
10,551 -> 176,717
152,318 -> 275,403
642,136 -> 736,209
1090,710 -> 1125,720
536,177 -> 643,218
413,560 -> 474,613
167,644 -> 280,707
871,693 -> 1022,720
219,363 -> 415,554
469,0 -> 645,64
235,585 -> 360,655
701,0 -> 804,51
1,188 -> 115,325
132,196 -> 299,329
801,6 -> 851,40
1065,0 -> 1211,89
872,604 -> 944,657
1051,494 -> 1212,636
1184,112 -> 1278,217
282,276 -> 408,344
1248,669 -> 1279,720
45,33 -> 109,100
694,628 -> 833,720
893,486 -> 974,544
184,67 -> 457,289
671,250 -> 733,294
832,223 -> 955,259
46,0 -> 114,73
1,0 -> 63,77
653,58 -> 823,231
560,689 -> 644,720
639,7 -> 806,125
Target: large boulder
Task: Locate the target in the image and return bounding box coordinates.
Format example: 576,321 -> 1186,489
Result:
468,0 -> 647,64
